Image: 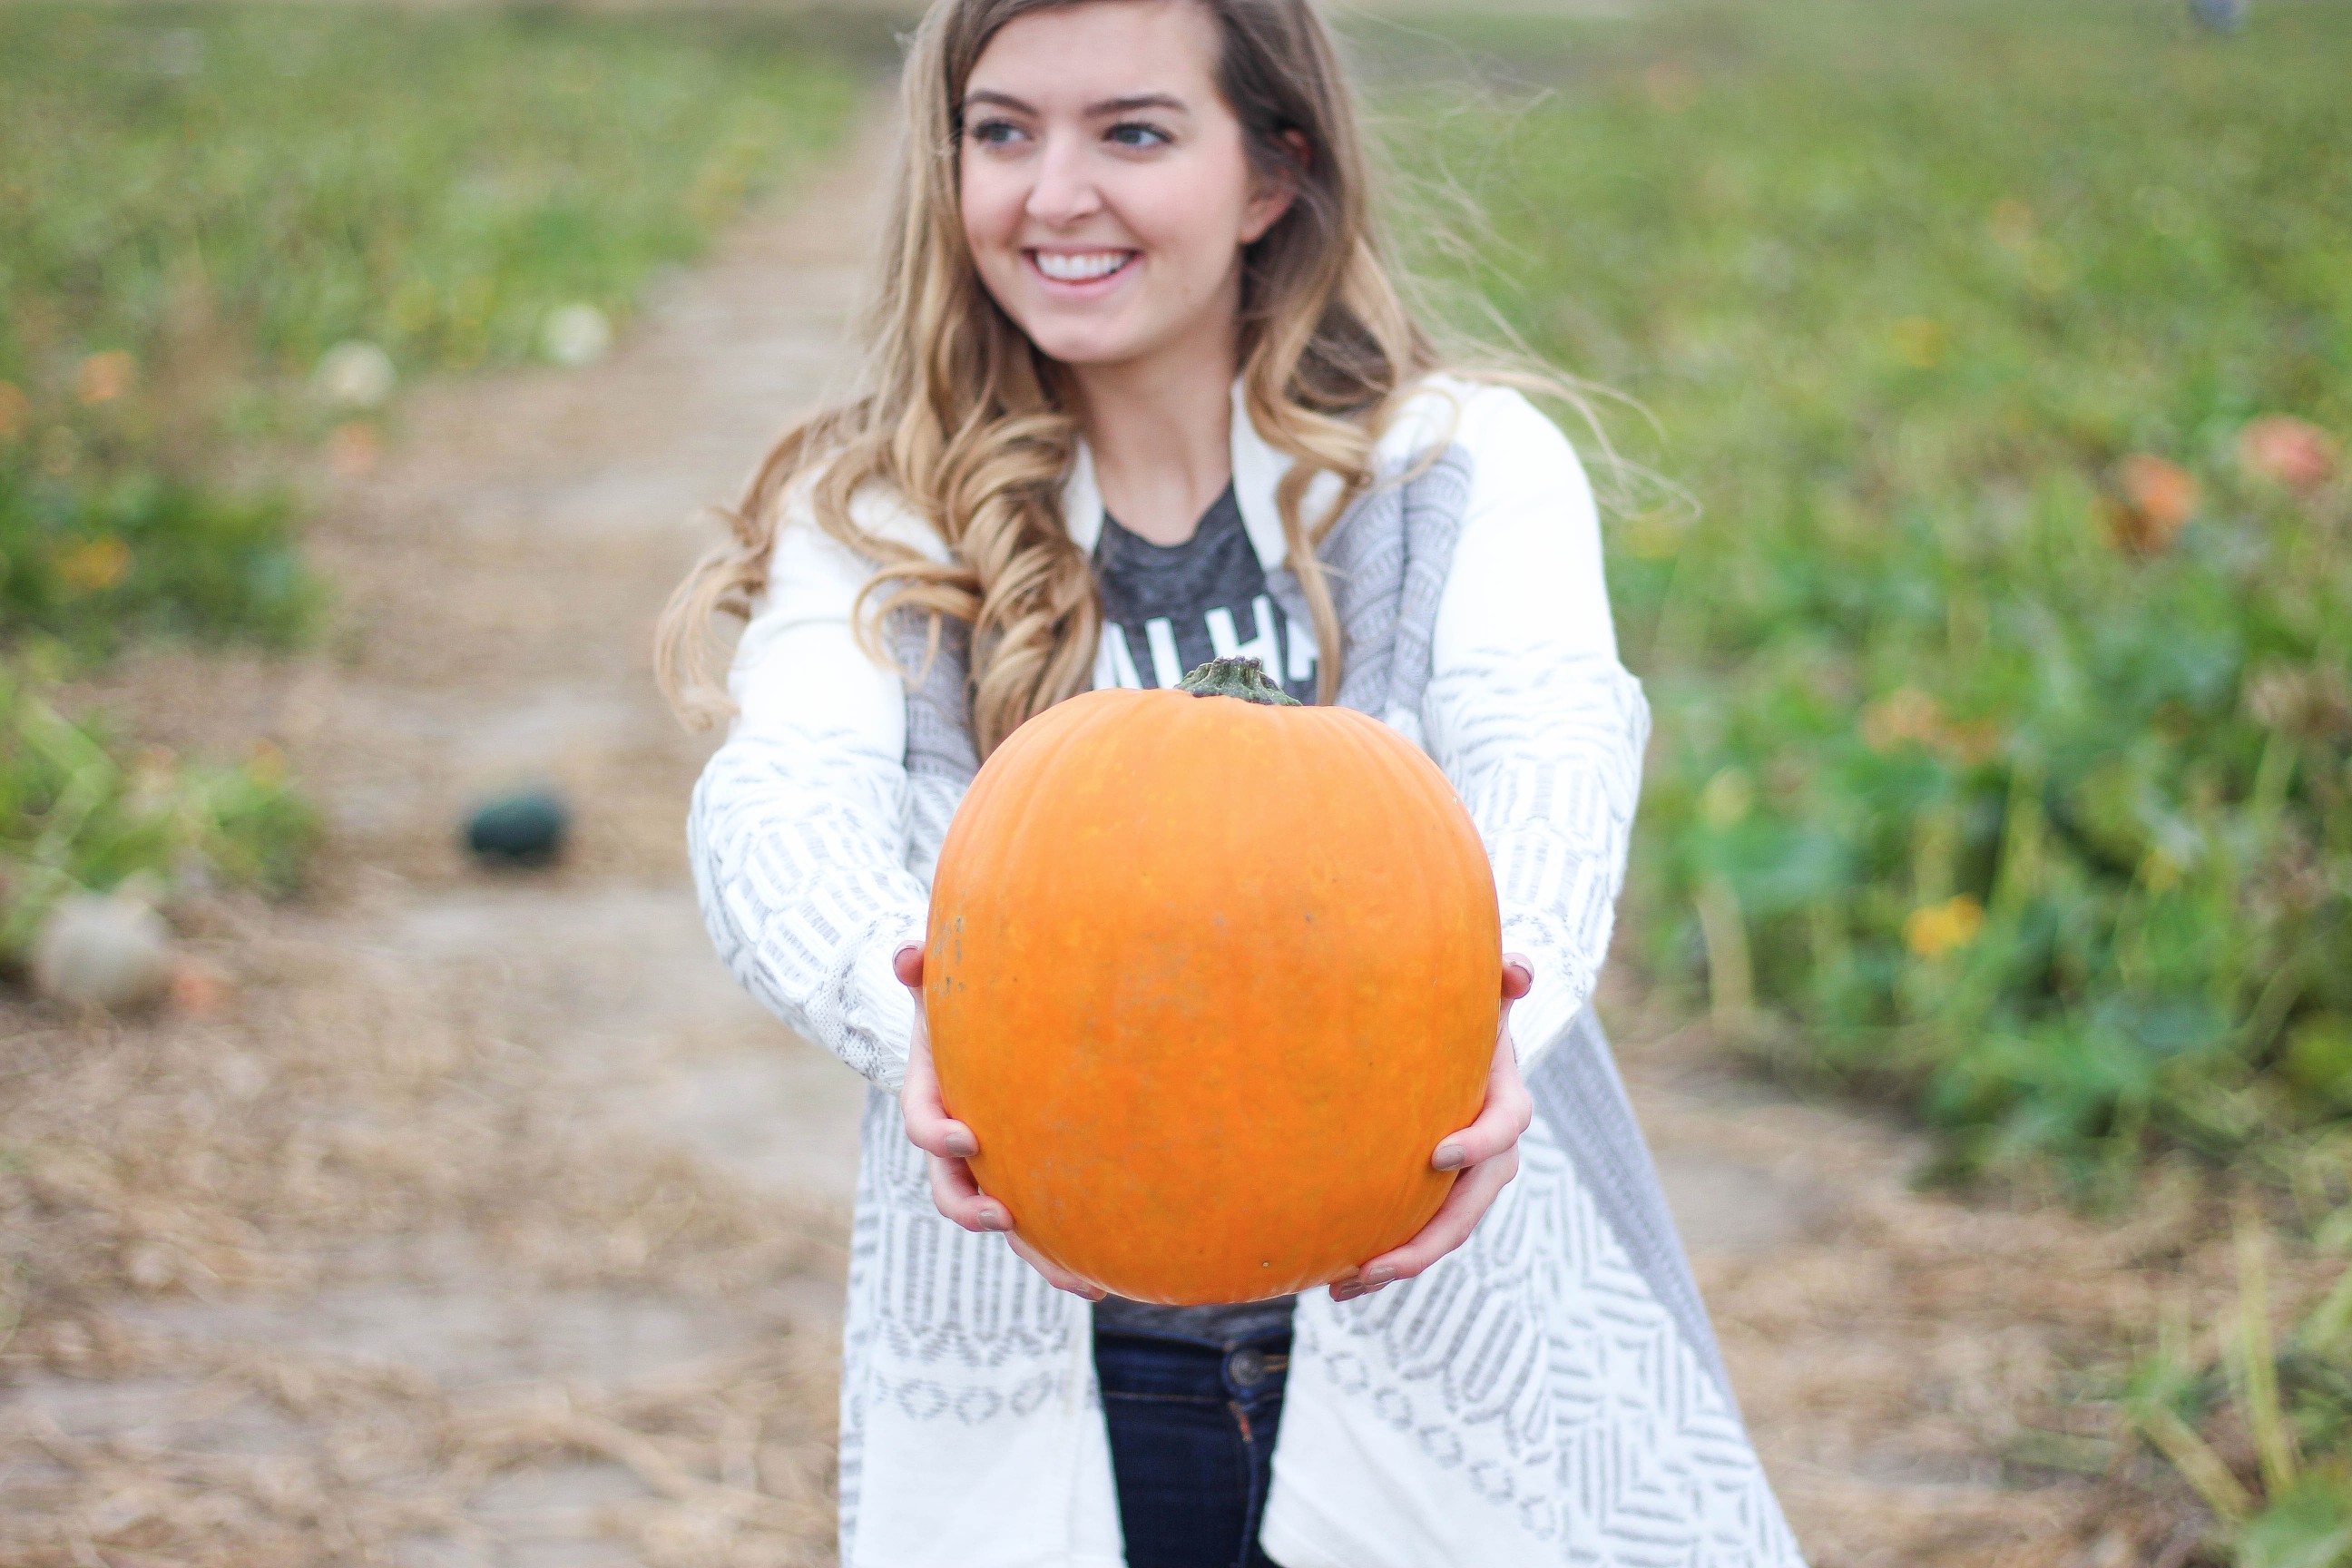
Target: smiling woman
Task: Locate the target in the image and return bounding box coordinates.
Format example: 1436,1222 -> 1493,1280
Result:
657,0 -> 1807,1563
957,0 -> 1295,536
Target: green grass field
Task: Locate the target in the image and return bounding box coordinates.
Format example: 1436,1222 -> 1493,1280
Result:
0,2 -> 861,660
0,3 -> 861,940
1373,0 -> 2352,1191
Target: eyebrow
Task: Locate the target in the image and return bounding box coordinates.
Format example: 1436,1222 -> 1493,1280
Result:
962,89 -> 1191,117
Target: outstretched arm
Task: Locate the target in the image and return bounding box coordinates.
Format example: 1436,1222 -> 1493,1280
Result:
687,523 -> 930,1091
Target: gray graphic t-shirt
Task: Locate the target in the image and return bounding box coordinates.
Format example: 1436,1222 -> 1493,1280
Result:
1087,481 -> 1307,1348
1088,483 -> 1318,704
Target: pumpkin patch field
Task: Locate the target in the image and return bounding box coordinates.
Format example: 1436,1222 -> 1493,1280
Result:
1374,0 -> 2352,1191
1363,0 -> 2352,1551
6,0 -> 2352,1559
0,3 -> 861,965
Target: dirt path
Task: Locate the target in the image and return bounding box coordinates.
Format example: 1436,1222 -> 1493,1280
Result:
4,105 -> 2180,1568
0,113 -> 890,1568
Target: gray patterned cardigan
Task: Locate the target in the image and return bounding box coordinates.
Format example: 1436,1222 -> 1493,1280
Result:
688,378 -> 1806,1568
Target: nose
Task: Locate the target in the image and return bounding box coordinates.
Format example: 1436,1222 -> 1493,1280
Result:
1024,130 -> 1102,227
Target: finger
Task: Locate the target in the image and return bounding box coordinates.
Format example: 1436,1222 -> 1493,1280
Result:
1500,952 -> 1533,1002
1434,995 -> 1535,1171
899,1051 -> 979,1163
893,941 -> 925,991
1488,952 -> 1533,1075
898,1000 -> 981,1161
927,1154 -> 1012,1232
905,1103 -> 979,1161
1009,1232 -> 1105,1300
1431,1062 -> 1532,1172
1355,1147 -> 1521,1287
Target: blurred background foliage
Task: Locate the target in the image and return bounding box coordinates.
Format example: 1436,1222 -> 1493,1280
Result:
1367,6 -> 2352,1544
1,2 -> 858,658
0,1 -> 860,942
0,670 -> 316,959
1379,0 -> 2352,1191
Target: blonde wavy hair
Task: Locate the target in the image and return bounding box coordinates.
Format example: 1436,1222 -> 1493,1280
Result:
658,0 -> 1566,754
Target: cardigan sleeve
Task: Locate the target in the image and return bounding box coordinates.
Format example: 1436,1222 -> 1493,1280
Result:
1419,387 -> 1651,1073
686,519 -> 928,1091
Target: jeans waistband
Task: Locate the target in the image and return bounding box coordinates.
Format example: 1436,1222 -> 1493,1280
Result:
1095,1330 -> 1292,1406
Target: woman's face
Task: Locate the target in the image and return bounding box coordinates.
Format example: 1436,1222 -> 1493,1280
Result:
958,0 -> 1291,372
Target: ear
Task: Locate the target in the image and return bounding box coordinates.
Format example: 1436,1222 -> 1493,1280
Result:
1239,129 -> 1311,245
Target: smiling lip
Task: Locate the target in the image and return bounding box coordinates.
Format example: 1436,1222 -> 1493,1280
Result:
1027,249 -> 1137,286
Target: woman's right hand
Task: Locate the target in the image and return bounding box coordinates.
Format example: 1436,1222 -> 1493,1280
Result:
894,943 -> 1106,1300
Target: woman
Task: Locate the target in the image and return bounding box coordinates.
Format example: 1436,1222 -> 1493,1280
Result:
659,0 -> 1804,1562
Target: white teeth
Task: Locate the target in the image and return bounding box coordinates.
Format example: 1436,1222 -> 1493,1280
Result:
1033,250 -> 1131,281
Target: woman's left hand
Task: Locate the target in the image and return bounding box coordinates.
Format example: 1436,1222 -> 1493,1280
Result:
1329,954 -> 1535,1303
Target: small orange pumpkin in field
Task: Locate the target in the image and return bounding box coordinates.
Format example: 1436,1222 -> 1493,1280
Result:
924,656 -> 1500,1304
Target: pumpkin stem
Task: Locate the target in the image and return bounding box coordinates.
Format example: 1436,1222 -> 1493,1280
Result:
1179,656 -> 1300,706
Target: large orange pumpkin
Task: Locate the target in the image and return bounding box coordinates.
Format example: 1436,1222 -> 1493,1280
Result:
923,656 -> 1500,1304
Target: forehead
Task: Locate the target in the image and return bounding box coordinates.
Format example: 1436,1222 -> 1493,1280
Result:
966,0 -> 1222,102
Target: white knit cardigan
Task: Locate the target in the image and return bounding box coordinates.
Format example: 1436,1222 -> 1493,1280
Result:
689,379 -> 1806,1568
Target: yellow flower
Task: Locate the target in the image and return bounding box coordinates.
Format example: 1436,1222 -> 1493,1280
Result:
55,535 -> 132,593
1904,895 -> 1984,959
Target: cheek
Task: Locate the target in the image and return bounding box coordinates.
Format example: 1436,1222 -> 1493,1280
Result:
1126,158 -> 1252,270
959,164 -> 1021,256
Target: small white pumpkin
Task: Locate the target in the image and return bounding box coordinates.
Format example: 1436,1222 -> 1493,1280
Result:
31,893 -> 174,1014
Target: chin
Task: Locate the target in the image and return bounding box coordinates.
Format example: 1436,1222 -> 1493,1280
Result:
1014,321 -> 1146,368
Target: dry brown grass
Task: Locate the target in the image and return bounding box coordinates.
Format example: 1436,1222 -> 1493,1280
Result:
1616,996 -> 2352,1567
1,890 -> 845,1567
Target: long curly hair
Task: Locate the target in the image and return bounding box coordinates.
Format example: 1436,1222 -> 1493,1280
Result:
659,0 -> 1497,753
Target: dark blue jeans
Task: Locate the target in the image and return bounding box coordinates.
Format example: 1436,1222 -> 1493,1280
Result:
1093,1330 -> 1291,1568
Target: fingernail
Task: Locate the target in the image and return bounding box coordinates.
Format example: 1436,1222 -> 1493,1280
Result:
978,1205 -> 1010,1230
1362,1262 -> 1396,1286
945,1131 -> 977,1157
1432,1142 -> 1466,1171
1329,1283 -> 1362,1301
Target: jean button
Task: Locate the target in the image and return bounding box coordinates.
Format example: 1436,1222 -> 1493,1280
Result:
1227,1347 -> 1267,1389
